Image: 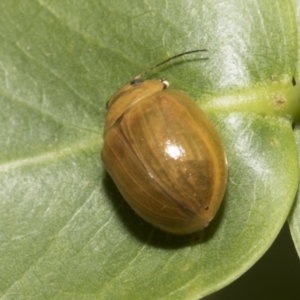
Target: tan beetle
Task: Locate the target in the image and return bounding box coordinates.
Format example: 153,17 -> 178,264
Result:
101,50 -> 228,235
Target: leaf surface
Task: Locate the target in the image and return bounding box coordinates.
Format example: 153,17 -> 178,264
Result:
0,0 -> 299,299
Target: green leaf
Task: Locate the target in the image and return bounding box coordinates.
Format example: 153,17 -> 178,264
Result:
289,124 -> 300,256
288,0 -> 300,260
0,0 -> 299,299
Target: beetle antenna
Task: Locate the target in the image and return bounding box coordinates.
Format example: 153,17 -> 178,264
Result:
134,49 -> 208,79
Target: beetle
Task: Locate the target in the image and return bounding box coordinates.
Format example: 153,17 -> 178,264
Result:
101,50 -> 228,235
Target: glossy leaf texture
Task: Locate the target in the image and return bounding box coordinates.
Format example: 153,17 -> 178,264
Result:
0,0 -> 299,299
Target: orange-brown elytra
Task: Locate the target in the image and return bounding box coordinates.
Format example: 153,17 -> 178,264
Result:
101,50 -> 228,235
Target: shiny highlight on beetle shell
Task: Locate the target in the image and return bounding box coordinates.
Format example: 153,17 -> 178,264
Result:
102,78 -> 227,235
